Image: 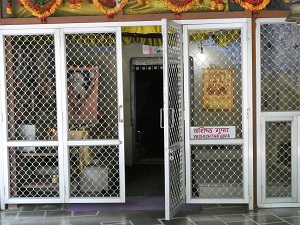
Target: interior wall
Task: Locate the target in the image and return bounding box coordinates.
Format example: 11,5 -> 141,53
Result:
122,43 -> 163,165
190,42 -> 242,131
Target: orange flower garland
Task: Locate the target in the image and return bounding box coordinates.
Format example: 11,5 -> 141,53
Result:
162,0 -> 198,14
93,0 -> 128,17
234,0 -> 270,11
210,0 -> 216,10
19,0 -> 62,18
137,0 -> 151,7
6,0 -> 12,14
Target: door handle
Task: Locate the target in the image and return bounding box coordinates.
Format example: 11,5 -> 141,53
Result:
119,105 -> 124,123
137,130 -> 142,146
160,108 -> 164,128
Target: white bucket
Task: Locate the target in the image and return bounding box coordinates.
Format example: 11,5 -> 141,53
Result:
18,124 -> 36,152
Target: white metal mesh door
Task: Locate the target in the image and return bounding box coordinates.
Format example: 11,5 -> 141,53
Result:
257,20 -> 300,207
1,32 -> 62,201
0,26 -> 124,204
162,19 -> 185,220
185,22 -> 250,204
62,28 -> 124,201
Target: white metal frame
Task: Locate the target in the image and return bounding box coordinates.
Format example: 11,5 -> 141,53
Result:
0,24 -> 127,205
256,18 -> 300,208
183,19 -> 253,208
59,26 -> 126,203
0,30 -> 5,210
0,19 -> 255,212
0,28 -> 64,205
162,19 -> 185,220
260,116 -> 299,206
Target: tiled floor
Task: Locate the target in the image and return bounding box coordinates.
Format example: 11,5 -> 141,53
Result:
1,203 -> 300,225
1,165 -> 300,224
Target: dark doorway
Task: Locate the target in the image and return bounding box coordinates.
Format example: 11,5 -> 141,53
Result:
131,58 -> 164,163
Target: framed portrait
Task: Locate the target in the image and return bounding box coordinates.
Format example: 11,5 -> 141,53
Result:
202,68 -> 233,110
67,67 -> 99,123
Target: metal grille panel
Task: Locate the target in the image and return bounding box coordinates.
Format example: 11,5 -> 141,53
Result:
167,27 -> 183,146
169,146 -> 184,211
9,147 -> 59,198
166,24 -> 184,212
4,35 -> 57,141
191,145 -> 243,198
65,33 -> 118,139
265,121 -> 292,198
69,145 -> 120,197
260,23 -> 300,111
189,29 -> 243,137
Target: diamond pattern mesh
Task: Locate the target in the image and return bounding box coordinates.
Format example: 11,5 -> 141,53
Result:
265,121 -> 292,198
261,23 -> 300,111
9,147 -> 59,197
191,145 -> 243,198
66,33 -> 118,139
188,29 -> 243,199
169,146 -> 184,210
189,29 -> 243,137
69,145 -> 119,197
4,35 -> 57,141
166,25 -> 184,211
4,32 -> 120,199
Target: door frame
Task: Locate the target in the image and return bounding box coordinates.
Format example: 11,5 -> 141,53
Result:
0,19 -> 254,212
0,24 -> 128,206
256,18 -> 300,208
182,18 -> 253,209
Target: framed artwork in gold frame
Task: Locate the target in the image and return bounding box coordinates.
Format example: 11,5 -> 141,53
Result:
202,68 -> 234,110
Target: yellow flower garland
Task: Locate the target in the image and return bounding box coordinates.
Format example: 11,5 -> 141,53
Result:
162,0 -> 199,13
19,0 -> 63,18
235,0 -> 270,11
93,0 -> 128,16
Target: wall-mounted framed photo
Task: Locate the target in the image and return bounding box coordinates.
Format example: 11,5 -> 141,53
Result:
202,68 -> 233,110
67,66 -> 99,124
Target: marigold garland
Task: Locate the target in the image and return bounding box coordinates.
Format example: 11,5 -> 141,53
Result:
100,0 -> 116,5
210,0 -> 216,10
6,0 -> 12,14
93,0 -> 128,17
234,0 -> 270,11
218,0 -> 224,10
19,0 -> 63,18
137,0 -> 151,6
162,0 -> 198,14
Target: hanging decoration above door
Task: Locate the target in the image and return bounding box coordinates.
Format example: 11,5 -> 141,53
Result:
5,0 -> 291,21
13,0 -> 63,23
92,0 -> 129,19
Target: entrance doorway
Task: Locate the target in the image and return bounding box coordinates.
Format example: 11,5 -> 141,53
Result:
131,58 -> 164,163
126,57 -> 165,200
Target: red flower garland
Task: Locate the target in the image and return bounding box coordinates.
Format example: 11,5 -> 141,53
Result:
19,0 -> 62,21
234,0 -> 270,11
100,0 -> 116,5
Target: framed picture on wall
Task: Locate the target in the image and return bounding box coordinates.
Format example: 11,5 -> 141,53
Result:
202,68 -> 234,110
67,66 -> 99,123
